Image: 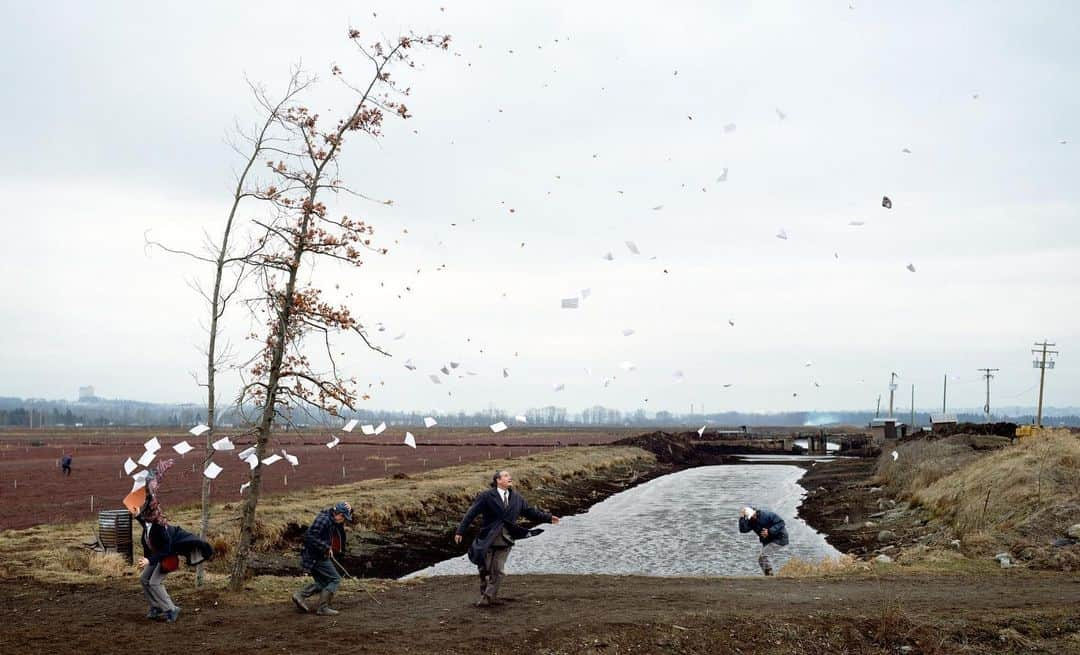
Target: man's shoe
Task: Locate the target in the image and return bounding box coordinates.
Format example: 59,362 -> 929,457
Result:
763,568 -> 774,577
291,592 -> 310,613
146,607 -> 163,620
164,607 -> 181,623
475,595 -> 492,607
316,590 -> 339,616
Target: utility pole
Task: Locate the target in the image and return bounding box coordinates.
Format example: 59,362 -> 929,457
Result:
1032,340 -> 1058,427
875,394 -> 881,418
888,372 -> 898,418
910,384 -> 915,428
942,374 -> 947,414
978,368 -> 1000,421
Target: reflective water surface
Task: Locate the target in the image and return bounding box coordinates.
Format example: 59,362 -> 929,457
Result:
407,464 -> 839,578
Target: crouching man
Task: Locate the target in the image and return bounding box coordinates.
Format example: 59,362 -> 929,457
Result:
292,501 -> 353,616
739,506 -> 789,576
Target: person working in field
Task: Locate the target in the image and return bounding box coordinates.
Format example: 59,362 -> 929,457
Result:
739,506 -> 789,576
291,501 -> 353,616
130,460 -> 214,622
60,453 -> 72,476
455,469 -> 560,607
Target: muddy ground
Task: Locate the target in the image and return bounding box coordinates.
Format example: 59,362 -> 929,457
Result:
3,572 -> 1078,654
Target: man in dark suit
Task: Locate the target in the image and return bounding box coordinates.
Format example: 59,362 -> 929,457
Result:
455,470 -> 560,607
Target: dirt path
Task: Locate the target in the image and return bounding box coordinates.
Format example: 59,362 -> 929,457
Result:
3,572 -> 1078,654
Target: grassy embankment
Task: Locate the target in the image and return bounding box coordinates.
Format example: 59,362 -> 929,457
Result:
876,428 -> 1079,569
0,445 -> 653,585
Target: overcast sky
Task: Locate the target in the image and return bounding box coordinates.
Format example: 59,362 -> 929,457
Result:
2,1 -> 1077,415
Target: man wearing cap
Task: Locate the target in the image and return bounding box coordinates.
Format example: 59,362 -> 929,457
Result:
292,501 -> 353,616
738,506 -> 789,576
455,470 -> 560,607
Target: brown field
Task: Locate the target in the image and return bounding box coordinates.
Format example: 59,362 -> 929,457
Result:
0,426 -> 638,530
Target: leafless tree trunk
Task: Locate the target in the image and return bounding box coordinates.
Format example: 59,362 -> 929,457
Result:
227,31 -> 449,591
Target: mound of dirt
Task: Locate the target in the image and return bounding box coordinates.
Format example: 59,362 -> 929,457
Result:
925,422 -> 1017,439
612,431 -> 709,465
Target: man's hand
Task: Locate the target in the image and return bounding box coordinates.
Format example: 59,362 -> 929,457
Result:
137,557 -> 149,569
454,534 -> 462,544
760,528 -> 769,539
551,517 -> 561,524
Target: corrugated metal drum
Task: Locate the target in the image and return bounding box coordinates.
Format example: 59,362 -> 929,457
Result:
98,509 -> 133,563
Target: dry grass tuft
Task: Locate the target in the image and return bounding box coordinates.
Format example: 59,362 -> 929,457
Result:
778,554 -> 859,577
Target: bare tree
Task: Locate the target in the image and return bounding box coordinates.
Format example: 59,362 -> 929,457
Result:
148,71 -> 311,586
227,30 -> 450,591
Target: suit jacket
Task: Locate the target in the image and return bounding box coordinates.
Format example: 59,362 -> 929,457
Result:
456,488 -> 552,566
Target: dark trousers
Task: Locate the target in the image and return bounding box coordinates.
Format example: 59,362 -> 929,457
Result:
62,465 -> 71,476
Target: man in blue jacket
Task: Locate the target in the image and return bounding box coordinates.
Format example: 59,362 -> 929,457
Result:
455,470 -> 560,607
292,501 -> 353,616
739,506 -> 789,576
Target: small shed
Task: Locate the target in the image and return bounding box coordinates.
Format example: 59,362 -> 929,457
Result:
930,414 -> 959,434
869,417 -> 906,444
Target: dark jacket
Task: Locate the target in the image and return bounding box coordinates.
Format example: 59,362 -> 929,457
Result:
739,508 -> 789,546
301,509 -> 348,572
136,516 -> 214,567
456,487 -> 552,566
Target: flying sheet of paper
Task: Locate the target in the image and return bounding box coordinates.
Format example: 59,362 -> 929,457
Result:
137,450 -> 156,468
625,241 -> 640,255
144,437 -> 161,453
361,424 -> 376,435
603,252 -> 614,261
622,329 -> 635,337
404,432 -> 417,449
698,425 -> 706,437
906,263 -> 916,272
404,359 -> 417,371
130,470 -> 150,492
374,422 -> 387,435
343,419 -> 359,433
203,462 -> 224,479
261,454 -> 283,467
717,167 -> 729,183
882,195 -> 892,209
891,450 -> 899,461
440,366 -> 450,375
776,229 -> 788,240
620,361 -> 636,371
237,446 -> 256,460
601,377 -> 613,388
424,416 -> 437,428
429,374 -> 442,384
212,437 -> 235,451
651,205 -> 664,211
848,220 -> 865,226
244,454 -> 259,470
326,436 -> 340,449
490,421 -> 508,433
514,415 -> 527,423
553,383 -> 565,391
172,441 -> 193,455
723,122 -> 737,133
580,288 -> 592,301
240,481 -> 250,494
123,457 -> 137,475
561,297 -> 579,309
673,370 -> 685,381
189,424 -> 210,437
394,332 -> 406,341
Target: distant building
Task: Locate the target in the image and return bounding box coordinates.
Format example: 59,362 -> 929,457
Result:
78,386 -> 96,402
930,414 -> 958,434
869,417 -> 906,443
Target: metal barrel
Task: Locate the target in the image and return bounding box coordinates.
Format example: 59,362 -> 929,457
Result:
97,509 -> 133,563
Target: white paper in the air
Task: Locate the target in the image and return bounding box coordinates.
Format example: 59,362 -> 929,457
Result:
429,374 -> 442,384
203,462 -> 224,479
552,383 -> 565,391
490,421 -> 508,433
212,437 -> 235,451
282,450 -> 299,466
698,425 -> 706,437
424,416 -> 437,428
240,481 -> 250,494
244,454 -> 259,470
137,450 -> 156,468
404,432 -> 417,449
622,329 -> 635,337
326,436 -> 340,449
144,437 -> 161,453
237,446 -> 256,461
361,424 -> 376,435
261,454 -> 283,467
343,419 -> 359,433
625,241 -> 640,255
123,457 -> 138,475
374,422 -> 387,435
172,441 -> 193,455
514,415 -> 527,423
189,424 -> 211,437
561,297 -> 579,309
